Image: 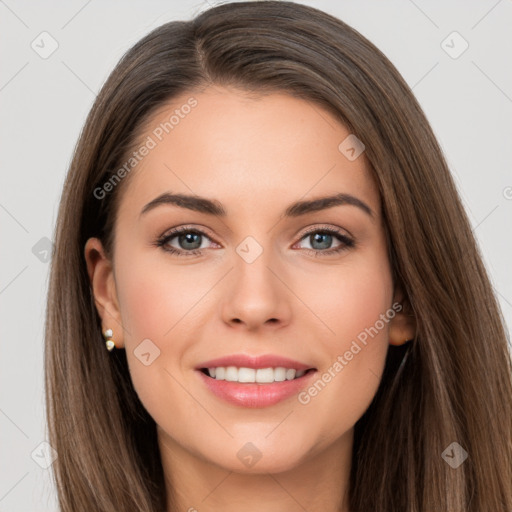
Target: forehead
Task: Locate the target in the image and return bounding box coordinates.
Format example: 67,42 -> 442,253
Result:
117,86 -> 379,221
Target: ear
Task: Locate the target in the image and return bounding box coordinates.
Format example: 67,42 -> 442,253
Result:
388,285 -> 416,346
84,237 -> 125,349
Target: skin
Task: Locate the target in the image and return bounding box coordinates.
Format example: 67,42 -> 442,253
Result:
85,86 -> 415,512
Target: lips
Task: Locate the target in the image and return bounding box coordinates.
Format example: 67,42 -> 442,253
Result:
195,353 -> 318,408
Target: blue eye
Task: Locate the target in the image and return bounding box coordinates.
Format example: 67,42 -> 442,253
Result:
172,231 -> 203,250
156,227 -> 212,256
155,226 -> 355,257
295,227 -> 355,256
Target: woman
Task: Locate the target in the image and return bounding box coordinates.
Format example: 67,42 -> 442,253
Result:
44,1 -> 512,510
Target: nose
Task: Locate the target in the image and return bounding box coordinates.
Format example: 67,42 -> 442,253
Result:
221,248 -> 292,332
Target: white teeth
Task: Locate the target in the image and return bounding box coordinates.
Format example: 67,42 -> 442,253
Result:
208,366 -> 308,383
285,368 -> 296,380
256,367 -> 275,383
225,366 -> 238,381
273,367 -> 286,382
238,367 -> 256,382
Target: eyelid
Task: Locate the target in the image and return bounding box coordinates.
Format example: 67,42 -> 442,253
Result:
159,224 -> 218,241
298,223 -> 353,239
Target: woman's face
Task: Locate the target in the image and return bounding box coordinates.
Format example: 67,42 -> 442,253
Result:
87,85 -> 409,474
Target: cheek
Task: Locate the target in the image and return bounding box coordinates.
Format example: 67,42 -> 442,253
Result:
293,249 -> 393,429
293,253 -> 393,346
114,249 -> 202,340
112,252 -> 189,403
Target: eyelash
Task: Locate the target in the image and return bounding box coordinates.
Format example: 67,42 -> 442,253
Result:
155,225 -> 355,258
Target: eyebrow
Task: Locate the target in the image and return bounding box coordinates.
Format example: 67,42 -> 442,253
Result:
140,192 -> 374,219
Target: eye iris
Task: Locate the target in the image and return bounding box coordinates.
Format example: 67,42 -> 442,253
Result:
179,232 -> 201,250
310,232 -> 332,250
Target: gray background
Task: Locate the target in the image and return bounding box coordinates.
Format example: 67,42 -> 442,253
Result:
1,0 -> 511,510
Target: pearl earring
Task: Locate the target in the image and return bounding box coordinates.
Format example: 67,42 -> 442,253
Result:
103,328 -> 115,351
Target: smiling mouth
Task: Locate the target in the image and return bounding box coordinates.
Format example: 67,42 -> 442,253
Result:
199,367 -> 317,383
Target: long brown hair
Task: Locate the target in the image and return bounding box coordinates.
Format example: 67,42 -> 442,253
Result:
44,1 -> 512,510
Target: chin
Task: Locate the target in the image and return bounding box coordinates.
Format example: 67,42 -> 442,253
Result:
205,442 -> 309,475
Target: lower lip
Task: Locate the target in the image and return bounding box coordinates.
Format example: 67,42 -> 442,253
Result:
196,369 -> 317,408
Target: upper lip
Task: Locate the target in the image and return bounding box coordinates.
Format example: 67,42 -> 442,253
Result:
195,354 -> 316,371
